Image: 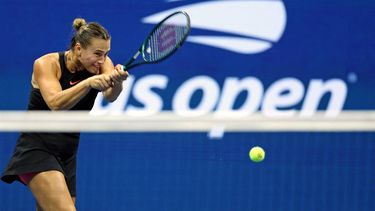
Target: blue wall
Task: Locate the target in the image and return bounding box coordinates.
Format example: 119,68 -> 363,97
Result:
0,0 -> 375,210
0,0 -> 374,111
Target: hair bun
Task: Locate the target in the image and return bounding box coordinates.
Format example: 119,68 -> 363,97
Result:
72,18 -> 87,31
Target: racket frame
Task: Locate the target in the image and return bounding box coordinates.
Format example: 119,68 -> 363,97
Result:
123,11 -> 191,70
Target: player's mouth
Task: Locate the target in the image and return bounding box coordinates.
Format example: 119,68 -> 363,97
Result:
93,64 -> 100,70
87,64 -> 100,74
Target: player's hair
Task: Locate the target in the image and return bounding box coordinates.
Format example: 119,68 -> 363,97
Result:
70,18 -> 111,49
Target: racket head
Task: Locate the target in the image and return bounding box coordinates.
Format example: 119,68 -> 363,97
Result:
141,11 -> 191,64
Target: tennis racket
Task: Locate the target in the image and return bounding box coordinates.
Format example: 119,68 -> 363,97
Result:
121,11 -> 191,71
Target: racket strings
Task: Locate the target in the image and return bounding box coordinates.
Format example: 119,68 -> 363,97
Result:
145,17 -> 189,62
154,25 -> 176,60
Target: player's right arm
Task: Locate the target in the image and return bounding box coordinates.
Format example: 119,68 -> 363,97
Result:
33,55 -> 112,110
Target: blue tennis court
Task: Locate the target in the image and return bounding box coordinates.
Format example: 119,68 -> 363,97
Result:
1,130 -> 374,210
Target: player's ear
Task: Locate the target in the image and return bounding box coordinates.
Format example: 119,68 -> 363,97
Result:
75,43 -> 82,57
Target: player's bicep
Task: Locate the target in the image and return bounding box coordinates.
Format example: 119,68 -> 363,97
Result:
33,59 -> 62,104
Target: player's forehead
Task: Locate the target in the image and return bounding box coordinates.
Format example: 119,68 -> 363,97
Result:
88,38 -> 111,52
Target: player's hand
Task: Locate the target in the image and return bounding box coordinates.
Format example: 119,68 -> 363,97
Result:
87,74 -> 113,91
109,64 -> 129,86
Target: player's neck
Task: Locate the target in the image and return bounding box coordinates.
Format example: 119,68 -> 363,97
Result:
65,51 -> 85,73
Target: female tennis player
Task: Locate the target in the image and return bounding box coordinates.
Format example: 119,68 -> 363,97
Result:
1,18 -> 128,211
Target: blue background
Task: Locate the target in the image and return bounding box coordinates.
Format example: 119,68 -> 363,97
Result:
1,0 -> 375,210
0,0 -> 374,110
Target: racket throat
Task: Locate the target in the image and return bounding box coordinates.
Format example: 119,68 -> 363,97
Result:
123,51 -> 141,70
133,51 -> 141,60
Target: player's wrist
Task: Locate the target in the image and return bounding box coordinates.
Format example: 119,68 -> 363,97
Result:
83,78 -> 93,89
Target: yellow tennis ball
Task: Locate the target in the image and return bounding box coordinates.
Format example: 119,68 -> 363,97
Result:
249,146 -> 265,162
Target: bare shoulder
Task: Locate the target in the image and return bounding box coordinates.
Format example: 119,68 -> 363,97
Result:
100,56 -> 115,74
32,52 -> 62,87
33,52 -> 62,75
34,52 -> 59,67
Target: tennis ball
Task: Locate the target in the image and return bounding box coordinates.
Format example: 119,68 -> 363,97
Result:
249,146 -> 265,162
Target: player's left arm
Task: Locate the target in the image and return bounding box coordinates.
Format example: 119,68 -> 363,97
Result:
100,56 -> 129,102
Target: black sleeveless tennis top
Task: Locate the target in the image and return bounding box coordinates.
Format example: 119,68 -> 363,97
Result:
17,51 -> 98,159
0,52 -> 100,186
28,51 -> 98,111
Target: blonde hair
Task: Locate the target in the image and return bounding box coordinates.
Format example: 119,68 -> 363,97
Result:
72,18 -> 87,31
70,18 -> 111,49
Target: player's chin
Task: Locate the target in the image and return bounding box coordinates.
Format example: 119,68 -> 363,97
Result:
87,65 -> 100,74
